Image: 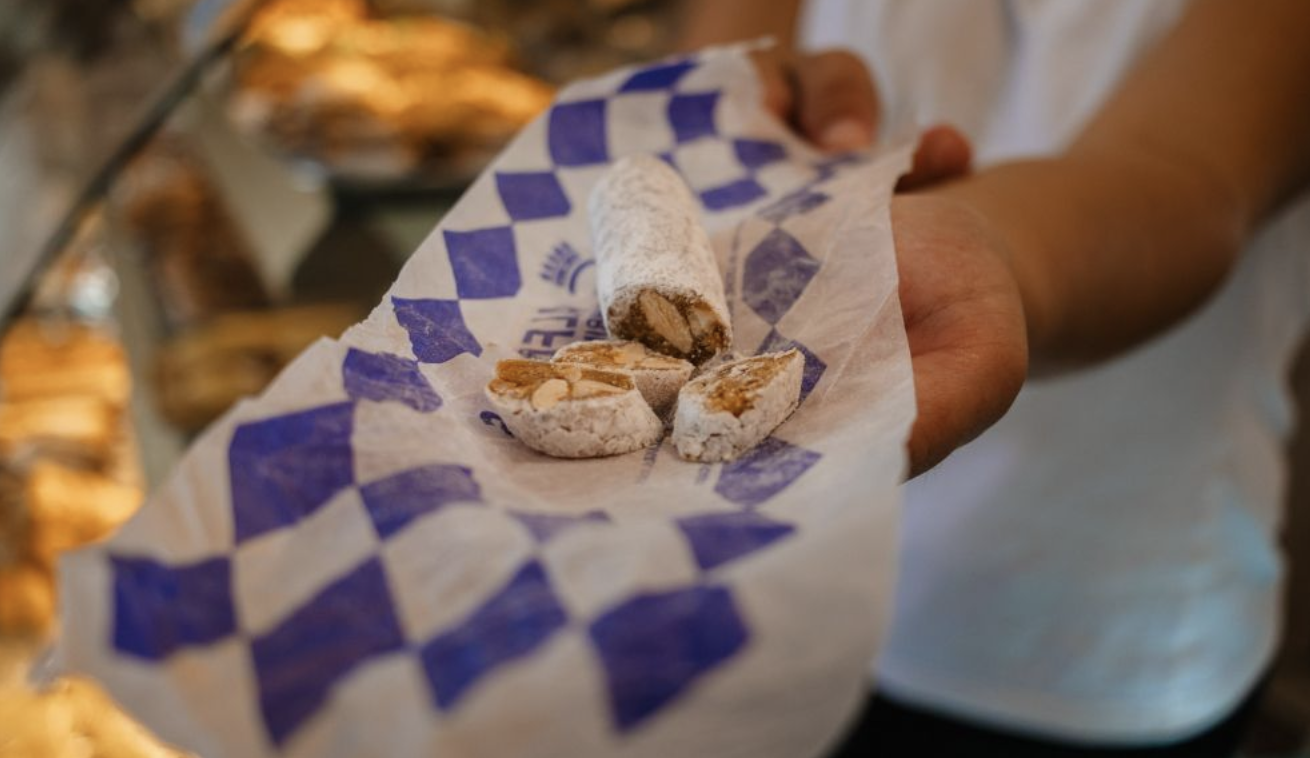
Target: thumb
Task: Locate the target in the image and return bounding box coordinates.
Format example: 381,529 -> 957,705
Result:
896,124 -> 974,192
791,50 -> 879,151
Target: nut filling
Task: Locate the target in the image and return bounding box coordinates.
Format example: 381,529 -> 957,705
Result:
552,339 -> 696,415
488,360 -> 633,403
485,359 -> 662,459
672,349 -> 804,463
702,352 -> 795,417
608,291 -> 730,366
552,339 -> 689,371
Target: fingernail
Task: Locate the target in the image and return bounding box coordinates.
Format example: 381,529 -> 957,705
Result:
819,119 -> 873,151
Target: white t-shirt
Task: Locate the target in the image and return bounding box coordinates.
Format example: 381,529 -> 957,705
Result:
803,0 -> 1310,744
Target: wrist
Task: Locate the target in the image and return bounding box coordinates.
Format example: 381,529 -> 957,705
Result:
928,146 -> 1245,373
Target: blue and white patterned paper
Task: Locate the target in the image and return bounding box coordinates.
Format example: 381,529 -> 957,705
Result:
56,46 -> 916,758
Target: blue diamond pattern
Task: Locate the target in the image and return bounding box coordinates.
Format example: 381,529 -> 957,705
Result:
742,228 -> 821,324
496,172 -> 572,221
701,177 -> 767,211
230,402 -> 355,544
549,99 -> 609,166
668,92 -> 719,143
342,348 -> 441,412
590,585 -> 748,731
813,152 -> 865,181
715,437 -> 822,508
444,227 -> 521,299
619,59 -> 697,92
252,558 -> 406,745
676,512 -> 795,571
758,330 -> 827,401
511,510 -> 609,543
111,555 -> 235,660
758,187 -> 830,224
92,53 -> 916,751
360,464 -> 482,540
392,297 -> 482,364
733,139 -> 786,169
420,560 -> 568,711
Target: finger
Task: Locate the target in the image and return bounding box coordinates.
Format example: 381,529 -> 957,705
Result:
791,49 -> 879,151
896,124 -> 974,193
749,50 -> 794,121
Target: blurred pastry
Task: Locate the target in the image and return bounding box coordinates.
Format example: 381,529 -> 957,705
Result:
154,303 -> 361,432
113,138 -> 271,331
229,0 -> 553,181
24,460 -> 141,568
0,396 -> 120,466
0,319 -> 131,406
0,560 -> 55,635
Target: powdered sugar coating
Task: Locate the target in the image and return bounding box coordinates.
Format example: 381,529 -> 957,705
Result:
672,350 -> 803,462
589,154 -> 731,363
486,381 -> 663,458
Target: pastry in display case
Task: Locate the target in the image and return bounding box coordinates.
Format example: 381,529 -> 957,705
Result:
0,675 -> 190,757
0,313 -> 179,755
0,235 -> 202,754
227,0 -> 555,185
112,136 -> 273,333
152,302 -> 361,432
0,316 -> 143,635
109,134 -> 363,435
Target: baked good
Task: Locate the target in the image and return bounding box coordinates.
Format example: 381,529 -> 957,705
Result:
589,154 -> 731,365
485,359 -> 662,458
672,349 -> 804,462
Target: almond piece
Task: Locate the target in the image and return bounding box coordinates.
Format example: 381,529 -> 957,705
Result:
530,378 -> 569,410
639,291 -> 693,355
640,353 -> 692,369
686,302 -> 719,338
571,379 -> 627,399
618,341 -> 648,366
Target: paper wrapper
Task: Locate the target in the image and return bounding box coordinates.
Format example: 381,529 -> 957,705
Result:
55,46 -> 916,758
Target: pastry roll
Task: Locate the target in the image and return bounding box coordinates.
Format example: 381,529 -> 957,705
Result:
551,340 -> 693,415
486,360 -> 662,458
589,154 -> 731,365
672,349 -> 804,462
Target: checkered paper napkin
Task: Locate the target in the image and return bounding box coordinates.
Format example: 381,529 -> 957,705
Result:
55,45 -> 916,757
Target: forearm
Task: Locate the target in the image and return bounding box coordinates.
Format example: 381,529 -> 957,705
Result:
676,0 -> 804,52
941,148 -> 1242,372
939,0 -> 1310,373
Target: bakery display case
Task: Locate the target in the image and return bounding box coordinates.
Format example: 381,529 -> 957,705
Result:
0,0 -> 676,752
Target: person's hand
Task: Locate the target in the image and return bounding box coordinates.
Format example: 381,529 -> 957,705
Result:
750,48 -> 973,190
752,48 -> 1020,475
891,194 -> 1029,477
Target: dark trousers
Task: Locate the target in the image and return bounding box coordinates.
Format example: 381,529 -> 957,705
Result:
826,682 -> 1265,758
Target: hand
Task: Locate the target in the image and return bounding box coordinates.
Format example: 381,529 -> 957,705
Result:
751,48 -> 973,190
752,48 -> 1017,475
891,194 -> 1029,477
